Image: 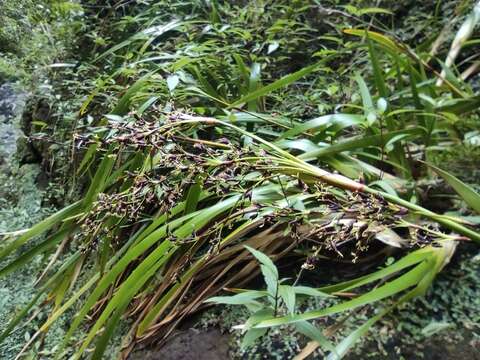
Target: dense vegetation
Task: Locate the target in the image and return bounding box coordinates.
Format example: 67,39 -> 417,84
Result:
1,1 -> 480,359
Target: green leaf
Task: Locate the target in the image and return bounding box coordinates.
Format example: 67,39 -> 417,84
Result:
94,19 -> 182,61
0,201 -> 82,260
229,63 -> 320,108
425,162 -> 480,213
0,226 -> 72,278
279,114 -> 363,140
278,285 -> 296,314
245,246 -> 279,300
184,179 -> 203,215
239,310 -> 273,348
298,128 -> 424,160
435,95 -> 480,114
74,249 -> 170,359
82,153 -> 116,208
319,248 -> 432,294
367,32 -> 388,99
343,29 -> 401,54
261,264 -> 279,301
244,246 -> 278,279
421,321 -> 454,337
293,286 -> 331,298
111,73 -> 152,115
0,252 -> 82,342
248,62 -> 261,112
295,321 -> 337,355
59,195 -> 245,357
241,328 -> 268,349
326,308 -> 385,360
355,73 -> 376,125
255,259 -> 431,328
77,142 -> 98,175
166,74 -> 180,92
358,7 -> 393,16
206,291 -> 268,305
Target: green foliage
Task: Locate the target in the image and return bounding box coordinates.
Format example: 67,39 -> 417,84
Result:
1,0 -> 480,359
207,246 -> 334,350
426,162 -> 480,214
0,0 -> 83,82
208,243 -> 456,358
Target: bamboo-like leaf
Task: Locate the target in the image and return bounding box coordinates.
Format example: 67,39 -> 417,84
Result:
327,242 -> 454,359
343,29 -> 401,54
279,114 -> 363,140
111,73 -> 152,115
367,32 -> 388,99
94,19 -> 182,61
278,285 -> 296,314
436,2 -> 480,86
59,195 -> 245,357
425,162 -> 480,213
245,245 -> 278,278
206,290 -> 268,305
326,307 -> 386,360
0,252 -> 82,342
240,308 -> 274,348
184,179 -> 204,215
76,142 -> 99,175
254,259 -> 431,328
0,226 -> 72,278
82,153 -> 116,206
355,74 -> 376,124
319,248 -> 432,294
435,95 -> 480,114
295,321 -> 337,356
298,128 -> 424,160
0,201 -> 82,260
229,63 -> 321,108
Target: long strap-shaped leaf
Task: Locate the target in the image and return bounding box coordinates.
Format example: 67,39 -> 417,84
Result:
425,162 -> 480,214
254,257 -> 433,328
174,114 -> 480,243
298,128 -> 424,160
229,62 -> 321,108
57,195 -> 245,358
325,241 -> 454,359
0,201 -> 82,260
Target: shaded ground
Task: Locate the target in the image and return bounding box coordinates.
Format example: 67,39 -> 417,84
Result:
421,334 -> 480,360
130,329 -> 230,360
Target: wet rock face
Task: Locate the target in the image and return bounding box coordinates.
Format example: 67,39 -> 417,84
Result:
0,83 -> 16,118
0,82 -> 56,360
0,83 -> 25,163
0,82 -> 54,165
17,95 -> 53,164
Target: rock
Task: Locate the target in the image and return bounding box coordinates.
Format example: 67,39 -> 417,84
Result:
16,134 -> 41,164
0,82 -> 26,163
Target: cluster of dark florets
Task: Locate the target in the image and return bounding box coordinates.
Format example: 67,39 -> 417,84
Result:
297,190 -> 410,267
74,113 -> 439,267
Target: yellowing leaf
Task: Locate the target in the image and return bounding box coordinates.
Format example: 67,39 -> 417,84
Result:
343,29 -> 401,53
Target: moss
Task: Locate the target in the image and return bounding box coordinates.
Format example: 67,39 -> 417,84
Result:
0,163 -> 54,359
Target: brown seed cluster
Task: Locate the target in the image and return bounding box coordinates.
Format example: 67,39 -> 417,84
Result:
75,114 -> 436,268
297,190 -> 410,266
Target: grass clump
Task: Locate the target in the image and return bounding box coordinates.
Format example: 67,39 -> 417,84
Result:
1,0 -> 480,358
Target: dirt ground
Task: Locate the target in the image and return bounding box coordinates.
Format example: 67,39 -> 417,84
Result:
130,329 -> 230,360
